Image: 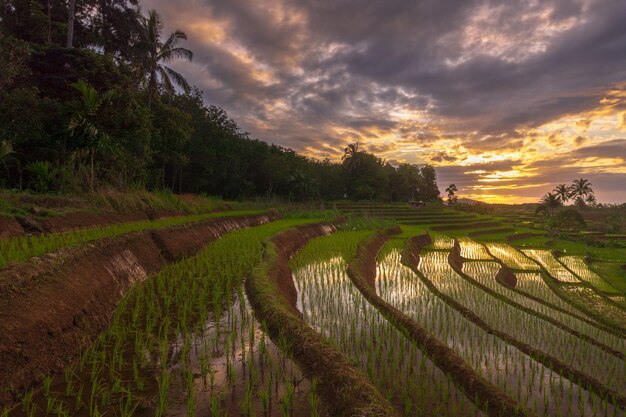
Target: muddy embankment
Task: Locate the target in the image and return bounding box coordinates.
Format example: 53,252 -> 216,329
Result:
347,229 -> 533,417
0,212 -> 279,407
245,222 -> 399,417
426,240 -> 626,410
0,206 -> 230,238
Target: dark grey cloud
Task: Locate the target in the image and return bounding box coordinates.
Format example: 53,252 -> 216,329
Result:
142,0 -> 626,202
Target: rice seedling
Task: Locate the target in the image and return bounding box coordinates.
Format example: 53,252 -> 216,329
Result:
486,243 -> 540,271
521,249 -> 581,283
457,237 -> 493,260
428,234 -> 455,250
0,209 -> 263,268
514,272 -> 596,317
559,256 -> 622,294
422,251 -> 626,394
461,260 -> 625,352
291,231 -> 485,417
9,218 -> 327,417
381,248 -> 624,417
559,286 -> 626,328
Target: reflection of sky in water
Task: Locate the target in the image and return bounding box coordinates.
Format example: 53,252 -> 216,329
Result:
167,292 -> 321,417
462,260 -> 625,352
380,249 -> 624,417
486,243 -> 540,271
294,255 -> 485,417
522,249 -> 581,283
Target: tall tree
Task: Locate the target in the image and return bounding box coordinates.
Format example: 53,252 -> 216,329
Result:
66,0 -> 76,47
417,165 -> 440,201
67,80 -> 116,192
554,184 -> 570,203
136,10 -> 193,105
569,178 -> 593,201
539,192 -> 561,217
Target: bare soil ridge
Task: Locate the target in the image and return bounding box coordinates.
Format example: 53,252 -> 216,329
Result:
0,212 -> 278,406
245,222 -> 399,417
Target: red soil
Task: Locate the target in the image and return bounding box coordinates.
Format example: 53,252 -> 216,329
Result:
0,212 -> 279,407
0,216 -> 24,239
495,266 -> 518,288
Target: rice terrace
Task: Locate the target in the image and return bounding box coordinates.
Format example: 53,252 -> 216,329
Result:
1,0 -> 626,416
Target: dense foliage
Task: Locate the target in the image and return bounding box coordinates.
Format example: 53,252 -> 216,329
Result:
0,0 -> 439,201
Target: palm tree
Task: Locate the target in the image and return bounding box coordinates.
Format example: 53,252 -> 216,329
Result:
539,192 -> 561,217
136,10 -> 193,105
286,169 -> 318,201
585,194 -> 597,207
68,80 -> 116,192
553,184 -> 570,204
445,184 -> 458,205
569,178 -> 593,201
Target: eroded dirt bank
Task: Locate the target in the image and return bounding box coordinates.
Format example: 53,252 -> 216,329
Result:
245,222 -> 399,417
0,212 -> 278,406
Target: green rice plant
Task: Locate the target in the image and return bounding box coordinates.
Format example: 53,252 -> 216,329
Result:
156,370 -> 170,417
309,379 -> 320,417
404,249 -> 625,416
12,218 -> 330,417
0,209 -> 262,268
26,403 -> 37,417
42,375 -> 52,398
21,389 -> 33,413
457,237 -> 492,260
486,243 -> 540,271
291,231 -> 485,417
522,249 -> 581,283
461,260 -> 625,352
559,256 -> 621,294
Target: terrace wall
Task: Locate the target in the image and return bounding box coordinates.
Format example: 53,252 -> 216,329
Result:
0,212 -> 279,406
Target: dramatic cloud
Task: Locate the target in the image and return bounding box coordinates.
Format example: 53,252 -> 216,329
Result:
143,0 -> 626,203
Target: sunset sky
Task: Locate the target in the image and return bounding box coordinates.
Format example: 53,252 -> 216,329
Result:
143,0 -> 626,203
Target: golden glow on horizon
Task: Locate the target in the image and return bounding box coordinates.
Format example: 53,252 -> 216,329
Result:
160,2 -> 624,204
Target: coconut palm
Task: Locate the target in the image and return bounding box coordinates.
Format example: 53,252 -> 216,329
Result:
569,178 -> 593,201
539,192 -> 561,217
553,184 -> 570,203
136,10 -> 193,105
585,194 -> 597,207
68,80 -> 116,192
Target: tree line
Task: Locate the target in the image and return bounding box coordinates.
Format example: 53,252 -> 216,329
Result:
0,0 -> 440,201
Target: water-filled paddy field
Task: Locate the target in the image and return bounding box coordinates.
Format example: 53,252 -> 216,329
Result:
1,204 -> 624,417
